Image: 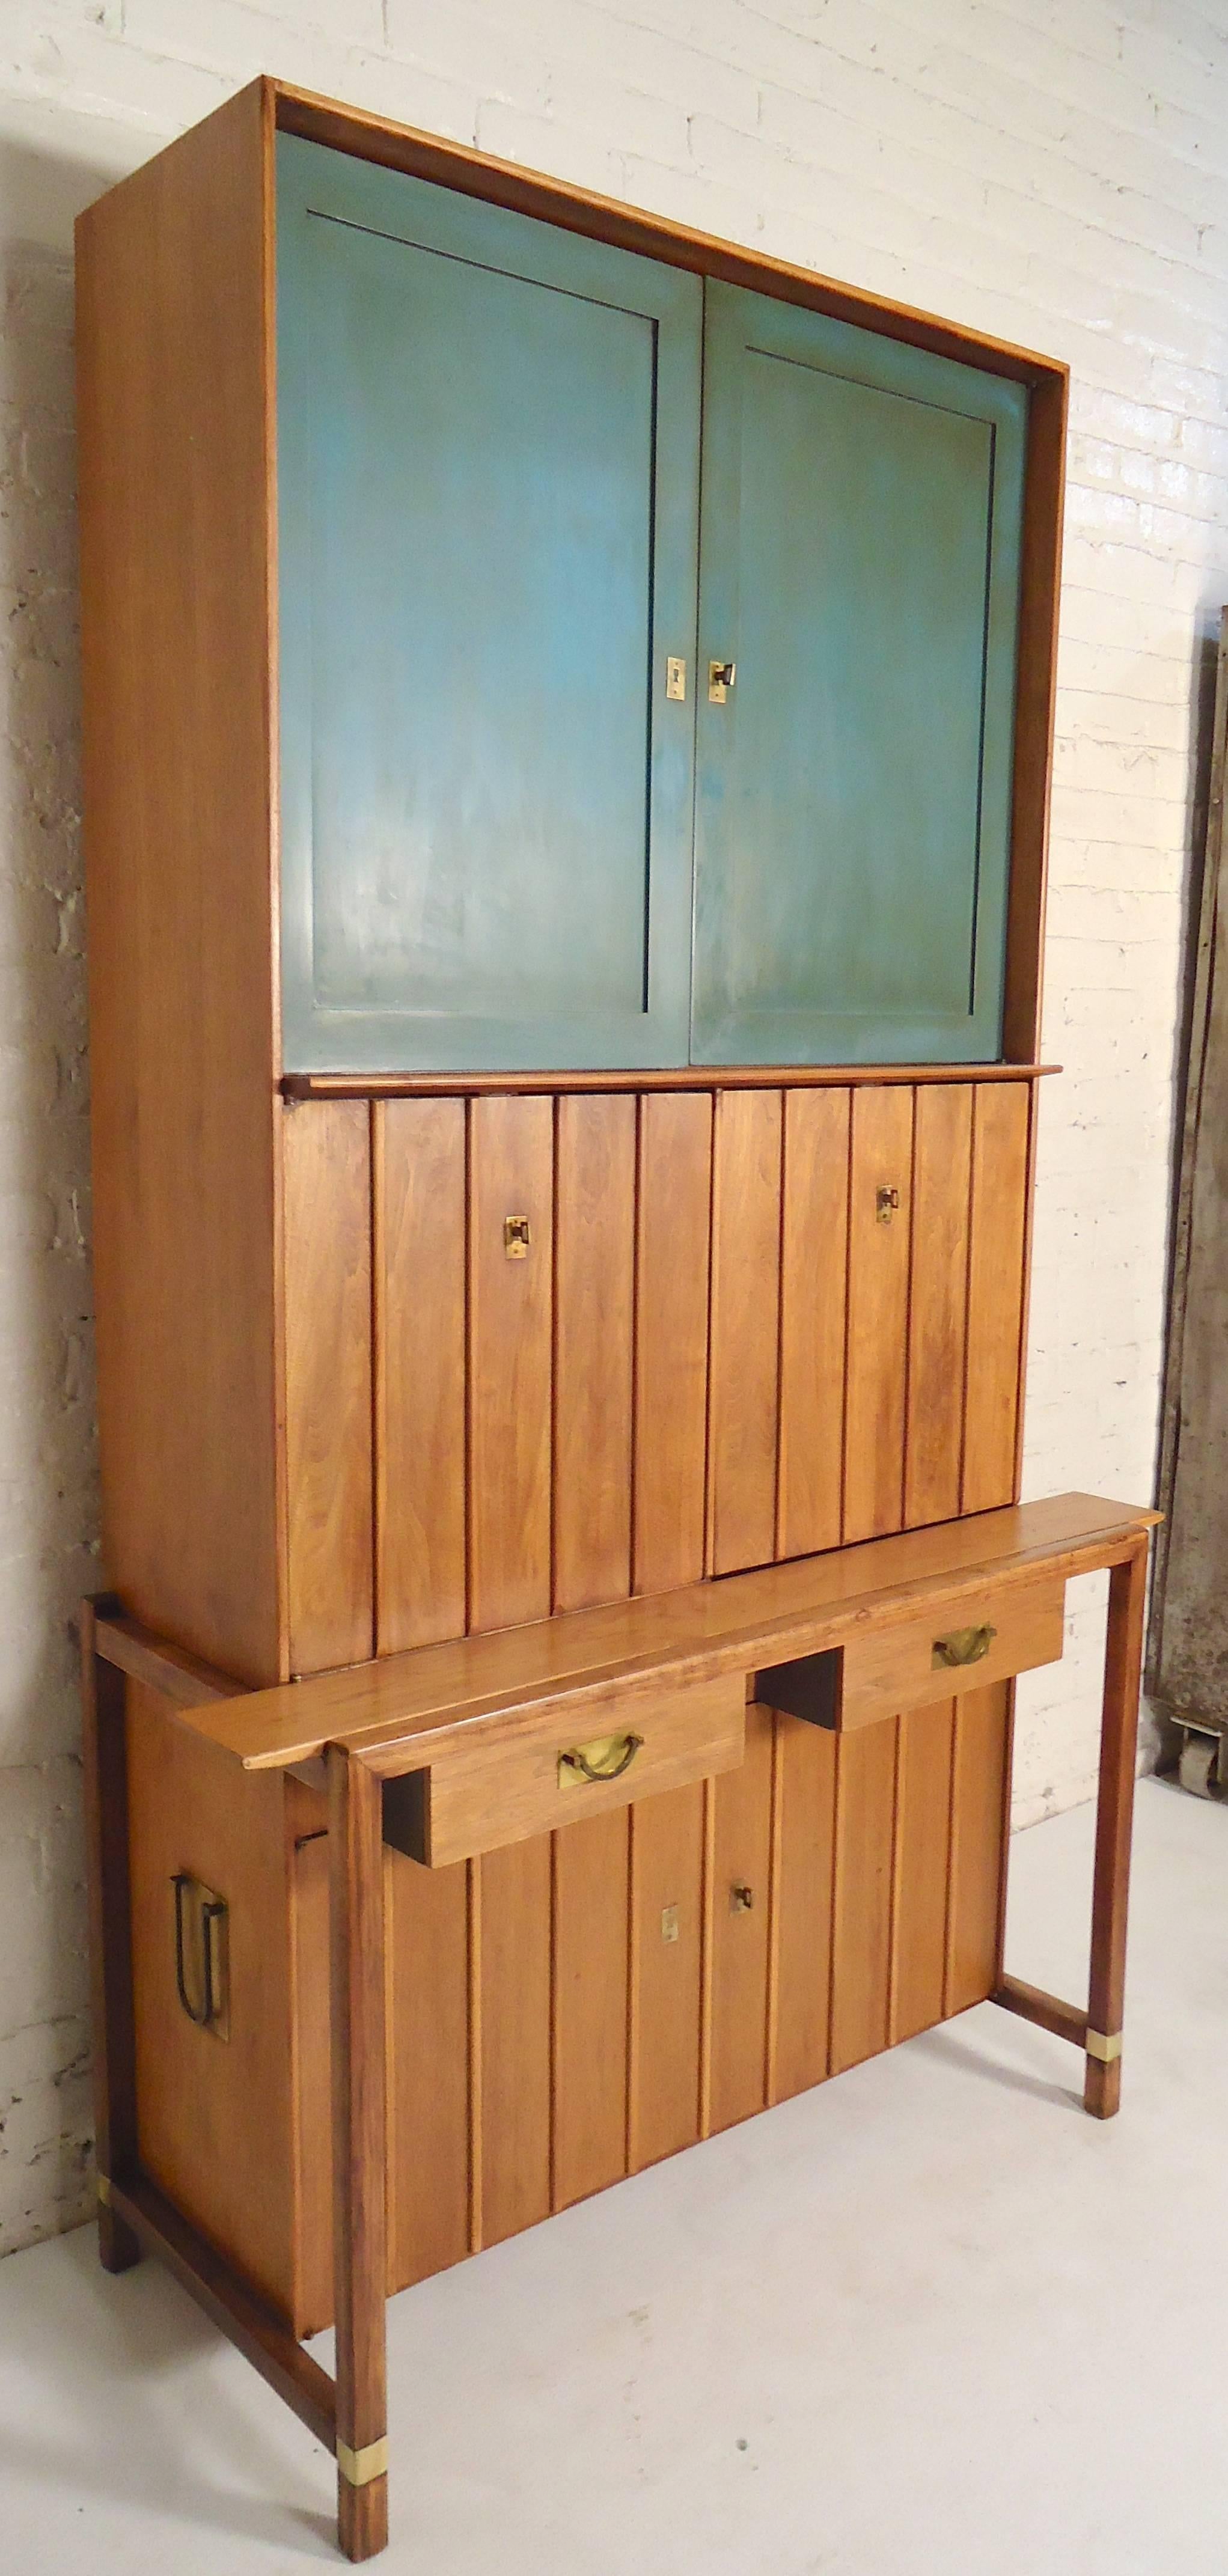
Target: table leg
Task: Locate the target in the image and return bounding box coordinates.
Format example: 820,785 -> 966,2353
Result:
80,1595 -> 141,2274
1084,1540 -> 1149,2119
328,1748 -> 389,2560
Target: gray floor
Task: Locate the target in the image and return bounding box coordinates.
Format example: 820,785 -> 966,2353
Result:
1,1774 -> 1224,2574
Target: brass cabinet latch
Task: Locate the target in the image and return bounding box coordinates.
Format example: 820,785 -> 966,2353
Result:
708,659 -> 736,703
173,1873 -> 230,2039
504,1215 -> 531,1259
876,1186 -> 900,1223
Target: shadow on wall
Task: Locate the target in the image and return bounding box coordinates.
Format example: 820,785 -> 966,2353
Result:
0,120 -> 141,2257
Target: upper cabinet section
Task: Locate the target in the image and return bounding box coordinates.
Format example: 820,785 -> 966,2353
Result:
691,286 -> 1026,1067
277,136 -> 701,1073
278,134 -> 1029,1076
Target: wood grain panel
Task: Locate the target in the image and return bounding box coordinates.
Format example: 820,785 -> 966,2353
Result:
891,1699 -> 955,2043
376,1097 -> 466,1653
552,1811 -> 630,2210
628,1784 -> 704,2170
476,1835 -> 552,2247
287,1822 -> 331,2336
844,1087 -> 914,1544
830,1718 -> 898,2074
778,1087 -> 849,1558
707,1703 -> 774,2135
634,1091 -> 713,1593
554,1095 -> 636,1613
962,1083 -> 1031,1513
468,1094 -> 554,1632
709,1088 -> 783,1575
386,1849 -> 471,2289
126,1677 -> 297,2318
945,1681 -> 1010,2015
905,1084 -> 973,1529
769,1714 -> 836,2104
77,86 -> 283,1682
418,1670 -> 744,1867
283,1101 -> 373,1674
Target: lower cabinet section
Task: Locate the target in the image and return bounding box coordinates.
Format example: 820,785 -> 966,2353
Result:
127,1674 -> 1012,2340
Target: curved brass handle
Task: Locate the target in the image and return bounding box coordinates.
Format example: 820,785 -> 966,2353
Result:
932,1624 -> 997,1670
558,1732 -> 644,1786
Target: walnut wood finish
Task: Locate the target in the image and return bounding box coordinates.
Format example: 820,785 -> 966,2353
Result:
76,82 -> 285,1685
363,1079 -> 1034,1672
81,1596 -> 140,2273
182,1494 -> 1156,1775
1085,1541 -> 1149,2117
328,1750 -> 389,2560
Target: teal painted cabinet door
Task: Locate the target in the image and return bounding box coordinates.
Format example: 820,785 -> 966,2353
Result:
277,138 -> 701,1073
691,283 -> 1027,1066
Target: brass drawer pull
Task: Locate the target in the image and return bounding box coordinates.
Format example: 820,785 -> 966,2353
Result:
932,1623 -> 997,1670
558,1731 -> 644,1786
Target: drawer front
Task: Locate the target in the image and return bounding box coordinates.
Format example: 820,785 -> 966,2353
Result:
418,1671 -> 745,1867
840,1578 -> 1065,1730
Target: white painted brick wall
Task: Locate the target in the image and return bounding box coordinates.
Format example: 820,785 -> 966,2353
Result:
1,0 -> 1223,2253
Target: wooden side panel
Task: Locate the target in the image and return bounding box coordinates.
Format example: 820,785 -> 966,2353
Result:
891,1699 -> 956,2043
905,1084 -> 972,1529
552,1811 -> 631,2210
126,1677 -> 297,2319
829,1718 -> 898,2075
962,1083 -> 1031,1513
376,1098 -> 467,1652
468,1094 -> 554,1631
475,1836 -> 553,2247
633,1092 -> 713,1593
777,1087 -> 849,1558
77,88 -> 283,1682
707,1703 -> 774,2135
554,1096 -> 636,1613
283,1102 -> 374,1674
709,1088 -> 783,1575
844,1087 -> 914,1543
770,1714 -> 836,2104
945,1682 -> 1011,2015
628,1784 -> 704,2170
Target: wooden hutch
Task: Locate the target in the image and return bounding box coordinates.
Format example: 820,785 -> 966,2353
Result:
75,75 -> 1155,2563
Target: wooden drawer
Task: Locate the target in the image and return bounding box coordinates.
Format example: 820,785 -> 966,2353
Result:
840,1578 -> 1065,1730
387,1670 -> 746,1867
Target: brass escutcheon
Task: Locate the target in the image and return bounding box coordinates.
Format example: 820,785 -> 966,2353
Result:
504,1215 -> 531,1259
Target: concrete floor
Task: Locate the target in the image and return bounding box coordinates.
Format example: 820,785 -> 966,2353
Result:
1,1774 -> 1224,2574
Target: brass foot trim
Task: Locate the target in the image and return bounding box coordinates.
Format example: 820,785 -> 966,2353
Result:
97,2173 -> 112,2206
337,2436 -> 388,2489
1085,2028 -> 1122,2065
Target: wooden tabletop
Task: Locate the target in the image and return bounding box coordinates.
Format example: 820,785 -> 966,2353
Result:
157,1492 -> 1158,1776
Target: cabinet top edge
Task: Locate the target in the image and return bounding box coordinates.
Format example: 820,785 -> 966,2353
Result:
262,76 -> 1065,392
280,1064 -> 1061,1100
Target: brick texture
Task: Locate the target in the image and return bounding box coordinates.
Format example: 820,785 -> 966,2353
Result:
2,0 -> 1224,2249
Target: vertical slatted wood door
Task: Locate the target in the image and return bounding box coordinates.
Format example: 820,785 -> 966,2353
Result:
468,1097 -> 555,2245
551,1094 -> 637,2211
629,1093 -> 713,2171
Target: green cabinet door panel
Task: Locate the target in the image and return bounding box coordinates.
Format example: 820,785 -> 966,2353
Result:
691,283 -> 1027,1066
277,135 -> 701,1073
